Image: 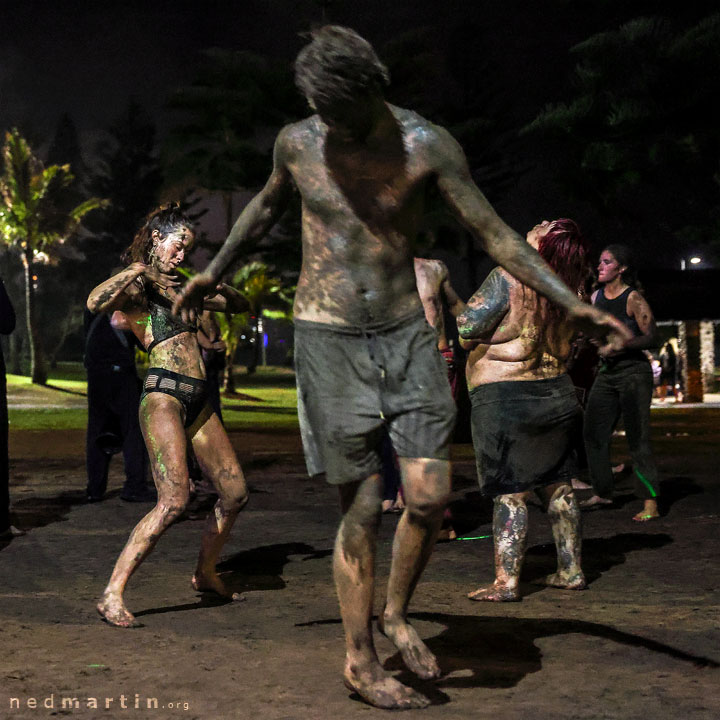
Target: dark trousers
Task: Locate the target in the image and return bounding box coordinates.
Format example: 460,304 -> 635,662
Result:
583,360 -> 659,500
1,379 -> 9,530
86,368 -> 147,498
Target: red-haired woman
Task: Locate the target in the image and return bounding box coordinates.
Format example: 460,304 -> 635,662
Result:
457,219 -> 589,601
87,204 -> 249,627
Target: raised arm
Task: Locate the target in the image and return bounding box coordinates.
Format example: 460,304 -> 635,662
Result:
172,128 -> 295,318
431,125 -> 631,348
439,265 -> 466,318
87,264 -> 178,314
456,268 -> 510,349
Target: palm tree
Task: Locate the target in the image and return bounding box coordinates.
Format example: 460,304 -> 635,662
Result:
163,49 -> 299,238
218,262 -> 293,386
0,128 -> 106,384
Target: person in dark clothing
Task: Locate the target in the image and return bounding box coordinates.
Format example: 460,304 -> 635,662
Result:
1,275 -> 22,538
582,244 -> 660,521
658,340 -> 679,402
84,307 -> 153,502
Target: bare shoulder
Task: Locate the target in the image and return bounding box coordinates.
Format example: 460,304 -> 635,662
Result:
627,289 -> 652,312
415,257 -> 448,281
390,106 -> 452,154
277,117 -> 321,154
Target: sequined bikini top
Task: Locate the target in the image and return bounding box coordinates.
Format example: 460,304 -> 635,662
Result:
145,283 -> 197,354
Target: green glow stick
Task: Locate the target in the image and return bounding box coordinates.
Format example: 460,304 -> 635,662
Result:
456,534 -> 492,541
634,468 -> 657,498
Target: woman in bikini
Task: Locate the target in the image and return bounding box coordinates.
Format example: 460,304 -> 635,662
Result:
87,204 -> 250,627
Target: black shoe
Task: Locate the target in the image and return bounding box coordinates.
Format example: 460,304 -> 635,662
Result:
120,488 -> 158,503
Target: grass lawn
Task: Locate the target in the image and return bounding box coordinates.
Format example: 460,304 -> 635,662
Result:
6,363 -> 299,432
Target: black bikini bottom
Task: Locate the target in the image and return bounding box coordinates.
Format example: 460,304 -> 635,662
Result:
141,368 -> 209,429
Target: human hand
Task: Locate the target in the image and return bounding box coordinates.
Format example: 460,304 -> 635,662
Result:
568,304 -> 632,351
172,272 -> 215,323
136,264 -> 180,291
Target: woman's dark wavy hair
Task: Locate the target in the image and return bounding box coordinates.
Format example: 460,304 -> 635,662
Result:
295,25 -> 390,109
122,203 -> 194,265
534,218 -> 590,333
601,243 -> 643,292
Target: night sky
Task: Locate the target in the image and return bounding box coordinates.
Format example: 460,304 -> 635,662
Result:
1,0 -> 715,275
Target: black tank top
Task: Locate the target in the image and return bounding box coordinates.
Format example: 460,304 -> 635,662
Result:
145,283 -> 197,354
593,286 -> 646,363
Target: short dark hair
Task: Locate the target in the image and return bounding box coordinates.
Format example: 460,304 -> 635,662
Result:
122,203 -> 194,265
295,26 -> 390,109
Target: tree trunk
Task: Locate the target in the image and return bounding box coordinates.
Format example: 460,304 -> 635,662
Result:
223,341 -> 237,394
9,332 -> 23,375
678,320 -> 702,403
21,252 -> 47,385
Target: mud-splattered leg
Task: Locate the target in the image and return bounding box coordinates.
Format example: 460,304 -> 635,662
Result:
336,473 -> 430,710
379,457 -> 450,681
468,493 -> 528,602
538,483 -> 586,590
190,412 -> 248,599
97,394 -> 190,628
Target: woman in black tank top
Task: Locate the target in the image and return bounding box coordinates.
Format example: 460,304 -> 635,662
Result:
581,244 -> 661,521
86,204 -> 250,628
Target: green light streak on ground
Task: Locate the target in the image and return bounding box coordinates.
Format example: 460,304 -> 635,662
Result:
456,535 -> 492,541
634,468 -> 657,498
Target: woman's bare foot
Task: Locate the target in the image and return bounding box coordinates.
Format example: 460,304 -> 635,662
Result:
467,582 -> 520,602
579,495 -> 613,509
97,592 -> 141,628
343,662 -> 429,710
612,463 -> 625,474
381,499 -> 395,513
571,478 -> 592,490
633,499 -> 660,522
191,571 -> 243,601
377,614 -> 441,680
536,572 -> 587,590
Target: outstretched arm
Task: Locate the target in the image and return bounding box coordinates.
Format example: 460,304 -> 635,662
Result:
456,268 -> 510,349
172,129 -> 295,319
431,127 -> 630,348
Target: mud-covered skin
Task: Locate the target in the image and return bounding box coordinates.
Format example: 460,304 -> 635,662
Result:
170,99 -> 625,710
458,267 -> 575,389
468,483 -> 585,602
413,258 -> 465,351
87,233 -> 249,628
174,103 -> 628,353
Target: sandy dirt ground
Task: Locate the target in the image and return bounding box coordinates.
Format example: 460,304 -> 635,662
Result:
1,409 -> 719,720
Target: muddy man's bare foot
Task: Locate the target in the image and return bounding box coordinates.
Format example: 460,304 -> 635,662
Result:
97,593 -> 142,628
378,614 -> 441,680
191,571 -> 244,601
344,662 -> 430,710
537,572 -> 587,590
579,495 -> 613,509
467,582 -> 520,602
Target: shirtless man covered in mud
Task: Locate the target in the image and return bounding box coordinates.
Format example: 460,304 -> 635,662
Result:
174,27 -> 628,710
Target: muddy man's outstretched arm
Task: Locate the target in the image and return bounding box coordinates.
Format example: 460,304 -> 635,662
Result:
431,127 -> 630,348
172,130 -> 294,320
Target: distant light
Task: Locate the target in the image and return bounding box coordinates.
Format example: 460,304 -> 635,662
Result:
689,256 -> 702,265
